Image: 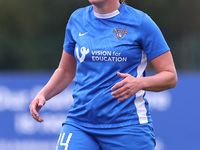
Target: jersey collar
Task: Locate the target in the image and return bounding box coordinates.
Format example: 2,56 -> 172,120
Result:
94,9 -> 120,19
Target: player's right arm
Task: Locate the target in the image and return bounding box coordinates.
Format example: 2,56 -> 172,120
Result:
29,50 -> 76,122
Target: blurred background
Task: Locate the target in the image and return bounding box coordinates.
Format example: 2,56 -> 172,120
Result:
0,0 -> 200,150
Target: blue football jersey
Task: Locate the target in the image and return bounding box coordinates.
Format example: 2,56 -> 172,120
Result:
63,3 -> 170,128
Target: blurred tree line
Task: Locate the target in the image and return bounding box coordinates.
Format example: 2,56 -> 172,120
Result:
0,0 -> 200,70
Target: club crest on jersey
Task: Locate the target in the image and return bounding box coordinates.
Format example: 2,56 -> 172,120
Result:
113,27 -> 128,41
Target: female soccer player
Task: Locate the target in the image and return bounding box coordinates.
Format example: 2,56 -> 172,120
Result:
29,0 -> 177,149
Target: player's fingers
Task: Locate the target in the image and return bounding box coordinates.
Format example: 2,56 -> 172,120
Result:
37,117 -> 44,123
30,108 -> 40,121
111,85 -> 128,97
32,115 -> 43,123
118,94 -> 130,101
111,72 -> 130,91
29,99 -> 44,122
29,100 -> 38,116
117,72 -> 129,78
31,108 -> 44,123
111,80 -> 124,91
112,90 -> 127,99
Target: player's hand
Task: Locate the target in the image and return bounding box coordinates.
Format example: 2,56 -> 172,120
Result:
111,72 -> 143,101
29,95 -> 46,122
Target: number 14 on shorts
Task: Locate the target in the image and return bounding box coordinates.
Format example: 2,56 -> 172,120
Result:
56,133 -> 73,150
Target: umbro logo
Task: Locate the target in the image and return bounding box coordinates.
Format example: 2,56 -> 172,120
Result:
79,32 -> 88,36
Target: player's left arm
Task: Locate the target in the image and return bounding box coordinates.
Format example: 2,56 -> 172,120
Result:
111,51 -> 178,101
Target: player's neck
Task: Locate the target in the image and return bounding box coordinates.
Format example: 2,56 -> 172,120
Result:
93,1 -> 121,14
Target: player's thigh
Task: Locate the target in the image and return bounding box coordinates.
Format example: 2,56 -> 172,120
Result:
98,123 -> 155,150
56,124 -> 101,150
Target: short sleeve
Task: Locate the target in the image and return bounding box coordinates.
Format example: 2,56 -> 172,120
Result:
139,14 -> 170,61
63,16 -> 76,55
